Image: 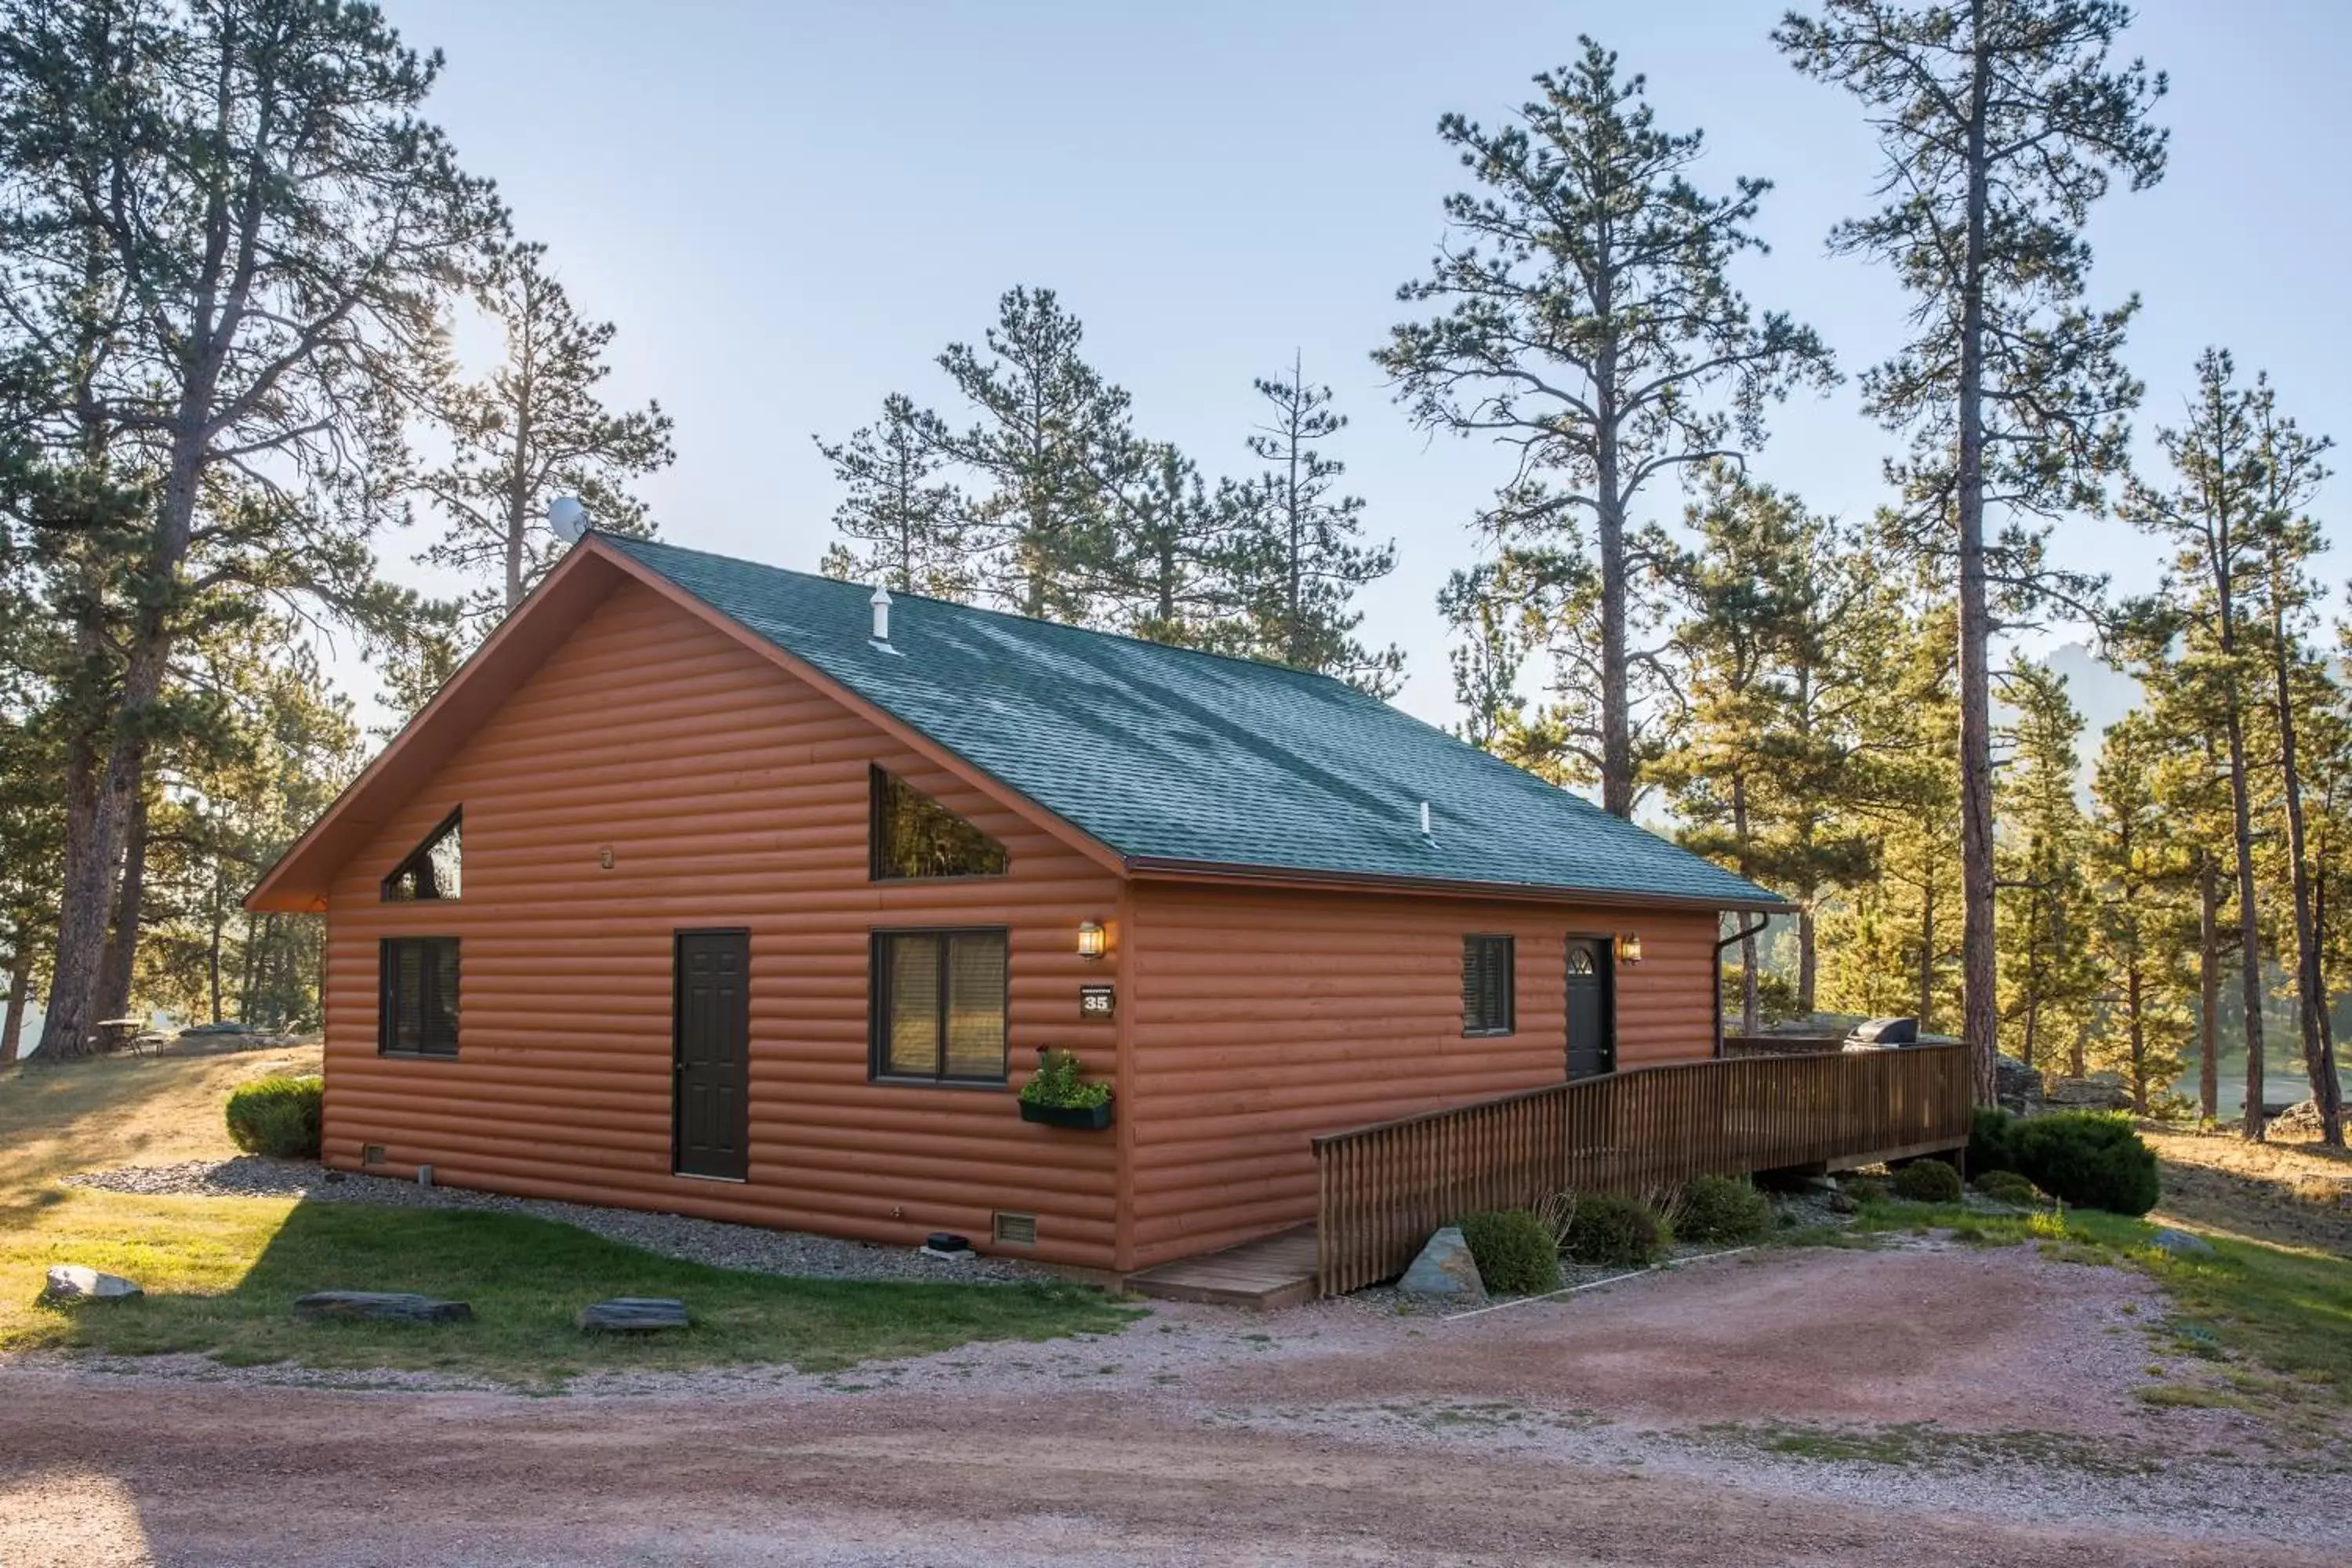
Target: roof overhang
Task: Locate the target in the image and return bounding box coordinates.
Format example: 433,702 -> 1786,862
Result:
1125,855 -> 1795,915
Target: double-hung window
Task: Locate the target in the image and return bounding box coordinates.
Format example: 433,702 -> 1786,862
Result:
1461,935 -> 1515,1036
872,928 -> 1008,1084
379,937 -> 459,1057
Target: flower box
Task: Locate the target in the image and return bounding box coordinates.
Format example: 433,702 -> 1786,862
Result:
1018,1098 -> 1113,1131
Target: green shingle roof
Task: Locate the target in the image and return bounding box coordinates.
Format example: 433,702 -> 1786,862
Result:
606,535 -> 1786,909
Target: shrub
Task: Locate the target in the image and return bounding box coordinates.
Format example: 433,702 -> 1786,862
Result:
1458,1208 -> 1563,1295
225,1076 -> 322,1158
1973,1169 -> 2042,1207
1018,1048 -> 1111,1109
1841,1174 -> 1892,1206
2005,1112 -> 2159,1216
1891,1157 -> 1963,1203
1675,1174 -> 1773,1243
1969,1106 -> 2017,1174
1562,1192 -> 1671,1267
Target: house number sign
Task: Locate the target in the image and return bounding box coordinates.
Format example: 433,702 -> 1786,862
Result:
1078,984 -> 1115,1022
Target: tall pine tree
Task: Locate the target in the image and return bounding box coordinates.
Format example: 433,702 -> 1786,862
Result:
1778,0 -> 2166,1103
1380,38 -> 1833,817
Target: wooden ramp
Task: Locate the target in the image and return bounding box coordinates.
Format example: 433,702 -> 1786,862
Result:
1124,1225 -> 1317,1310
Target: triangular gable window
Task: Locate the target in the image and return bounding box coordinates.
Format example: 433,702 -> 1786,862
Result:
383,811 -> 462,901
870,767 -> 1008,880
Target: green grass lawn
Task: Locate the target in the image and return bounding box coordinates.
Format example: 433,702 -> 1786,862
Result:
1831,1197 -> 2352,1415
0,1051 -> 1138,1387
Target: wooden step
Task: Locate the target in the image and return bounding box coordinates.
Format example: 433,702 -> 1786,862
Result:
1123,1225 -> 1318,1309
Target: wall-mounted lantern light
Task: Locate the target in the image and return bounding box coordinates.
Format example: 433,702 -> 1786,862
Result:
1614,931 -> 1643,965
1077,920 -> 1108,961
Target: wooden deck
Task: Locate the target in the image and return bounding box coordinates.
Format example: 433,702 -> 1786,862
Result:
1123,1225 -> 1318,1309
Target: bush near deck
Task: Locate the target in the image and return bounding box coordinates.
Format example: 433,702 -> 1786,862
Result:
1971,1109 -> 2158,1216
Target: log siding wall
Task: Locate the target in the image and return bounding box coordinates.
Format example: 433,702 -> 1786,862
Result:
1123,883 -> 1720,1269
322,579 -> 1129,1269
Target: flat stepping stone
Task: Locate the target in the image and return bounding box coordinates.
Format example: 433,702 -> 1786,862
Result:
44,1265 -> 142,1302
578,1298 -> 689,1334
295,1290 -> 472,1323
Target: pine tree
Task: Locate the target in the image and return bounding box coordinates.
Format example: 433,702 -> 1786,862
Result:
815,394 -> 971,598
423,242 -> 673,638
1228,358 -> 1402,694
1087,442 -> 1237,649
2085,713 -> 2192,1111
2120,349 -> 2277,1139
1777,0 -> 2167,1104
1655,467 -> 1879,1027
0,0 -> 502,1057
1380,38 -> 1834,818
1816,594 -> 1966,1031
1993,660 -> 2098,1073
933,288 -> 1133,622
2242,387 -> 2343,1144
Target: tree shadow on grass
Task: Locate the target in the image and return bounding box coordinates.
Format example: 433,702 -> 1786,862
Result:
49,1197 -> 1138,1385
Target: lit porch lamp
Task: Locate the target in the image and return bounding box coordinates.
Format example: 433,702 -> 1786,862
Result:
1077,920 -> 1109,961
1613,931 -> 1643,965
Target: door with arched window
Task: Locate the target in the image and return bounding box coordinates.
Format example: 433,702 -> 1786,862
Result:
1565,937 -> 1614,1080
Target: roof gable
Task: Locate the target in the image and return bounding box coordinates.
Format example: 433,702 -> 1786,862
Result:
604,535 -> 1784,910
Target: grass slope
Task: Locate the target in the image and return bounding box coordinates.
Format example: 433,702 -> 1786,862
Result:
0,1049 -> 1135,1386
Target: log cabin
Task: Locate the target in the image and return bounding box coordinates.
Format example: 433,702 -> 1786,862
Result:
247,532 -> 1792,1279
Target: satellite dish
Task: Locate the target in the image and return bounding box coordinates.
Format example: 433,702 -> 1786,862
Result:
546,495 -> 587,543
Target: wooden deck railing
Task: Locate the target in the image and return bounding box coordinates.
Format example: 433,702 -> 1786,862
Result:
1311,1044 -> 1974,1297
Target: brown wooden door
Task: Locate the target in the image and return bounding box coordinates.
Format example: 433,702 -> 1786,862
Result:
1566,937 -> 1614,1080
674,929 -> 750,1179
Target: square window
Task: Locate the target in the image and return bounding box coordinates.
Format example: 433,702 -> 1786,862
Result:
872,929 -> 1008,1083
1461,935 -> 1514,1036
380,937 -> 459,1056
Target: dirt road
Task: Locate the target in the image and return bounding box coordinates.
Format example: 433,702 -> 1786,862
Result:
2,1246 -> 2339,1566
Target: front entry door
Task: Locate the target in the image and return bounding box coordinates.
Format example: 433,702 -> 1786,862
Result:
673,929 -> 750,1179
1566,937 -> 1614,1080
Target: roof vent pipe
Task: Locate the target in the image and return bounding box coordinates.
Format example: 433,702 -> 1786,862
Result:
1419,800 -> 1433,840
870,583 -> 893,644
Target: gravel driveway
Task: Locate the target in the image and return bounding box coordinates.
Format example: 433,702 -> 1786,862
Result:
4,1243 -> 2343,1566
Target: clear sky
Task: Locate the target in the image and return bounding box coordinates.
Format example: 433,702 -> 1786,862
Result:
379,0 -> 2352,731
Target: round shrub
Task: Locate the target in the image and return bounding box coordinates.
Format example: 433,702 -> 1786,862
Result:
1457,1208 -> 1563,1295
225,1075 -> 322,1159
1562,1192 -> 1671,1267
1841,1174 -> 1893,1206
1969,1106 -> 2018,1174
1973,1168 -> 2042,1207
1891,1158 -> 1963,1204
2005,1112 -> 2159,1216
1675,1174 -> 1773,1243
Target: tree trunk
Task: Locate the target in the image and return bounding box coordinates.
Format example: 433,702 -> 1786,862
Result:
96,770 -> 152,1025
38,414 -> 208,1059
1918,874 -> 1936,1033
2198,853 -> 2220,1122
1,938 -> 30,1063
2267,606 -> 2343,1145
207,902 -> 226,1025
1797,898 -> 1818,1019
1733,777 -> 1759,1033
1953,15 -> 2000,1107
2223,700 -> 2267,1141
2125,961 -> 2147,1113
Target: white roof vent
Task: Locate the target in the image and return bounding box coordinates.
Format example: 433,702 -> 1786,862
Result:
1419,800 -> 1434,840
869,584 -> 901,655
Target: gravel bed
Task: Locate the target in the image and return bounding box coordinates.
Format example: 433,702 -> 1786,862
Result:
64,1157 -> 1059,1286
